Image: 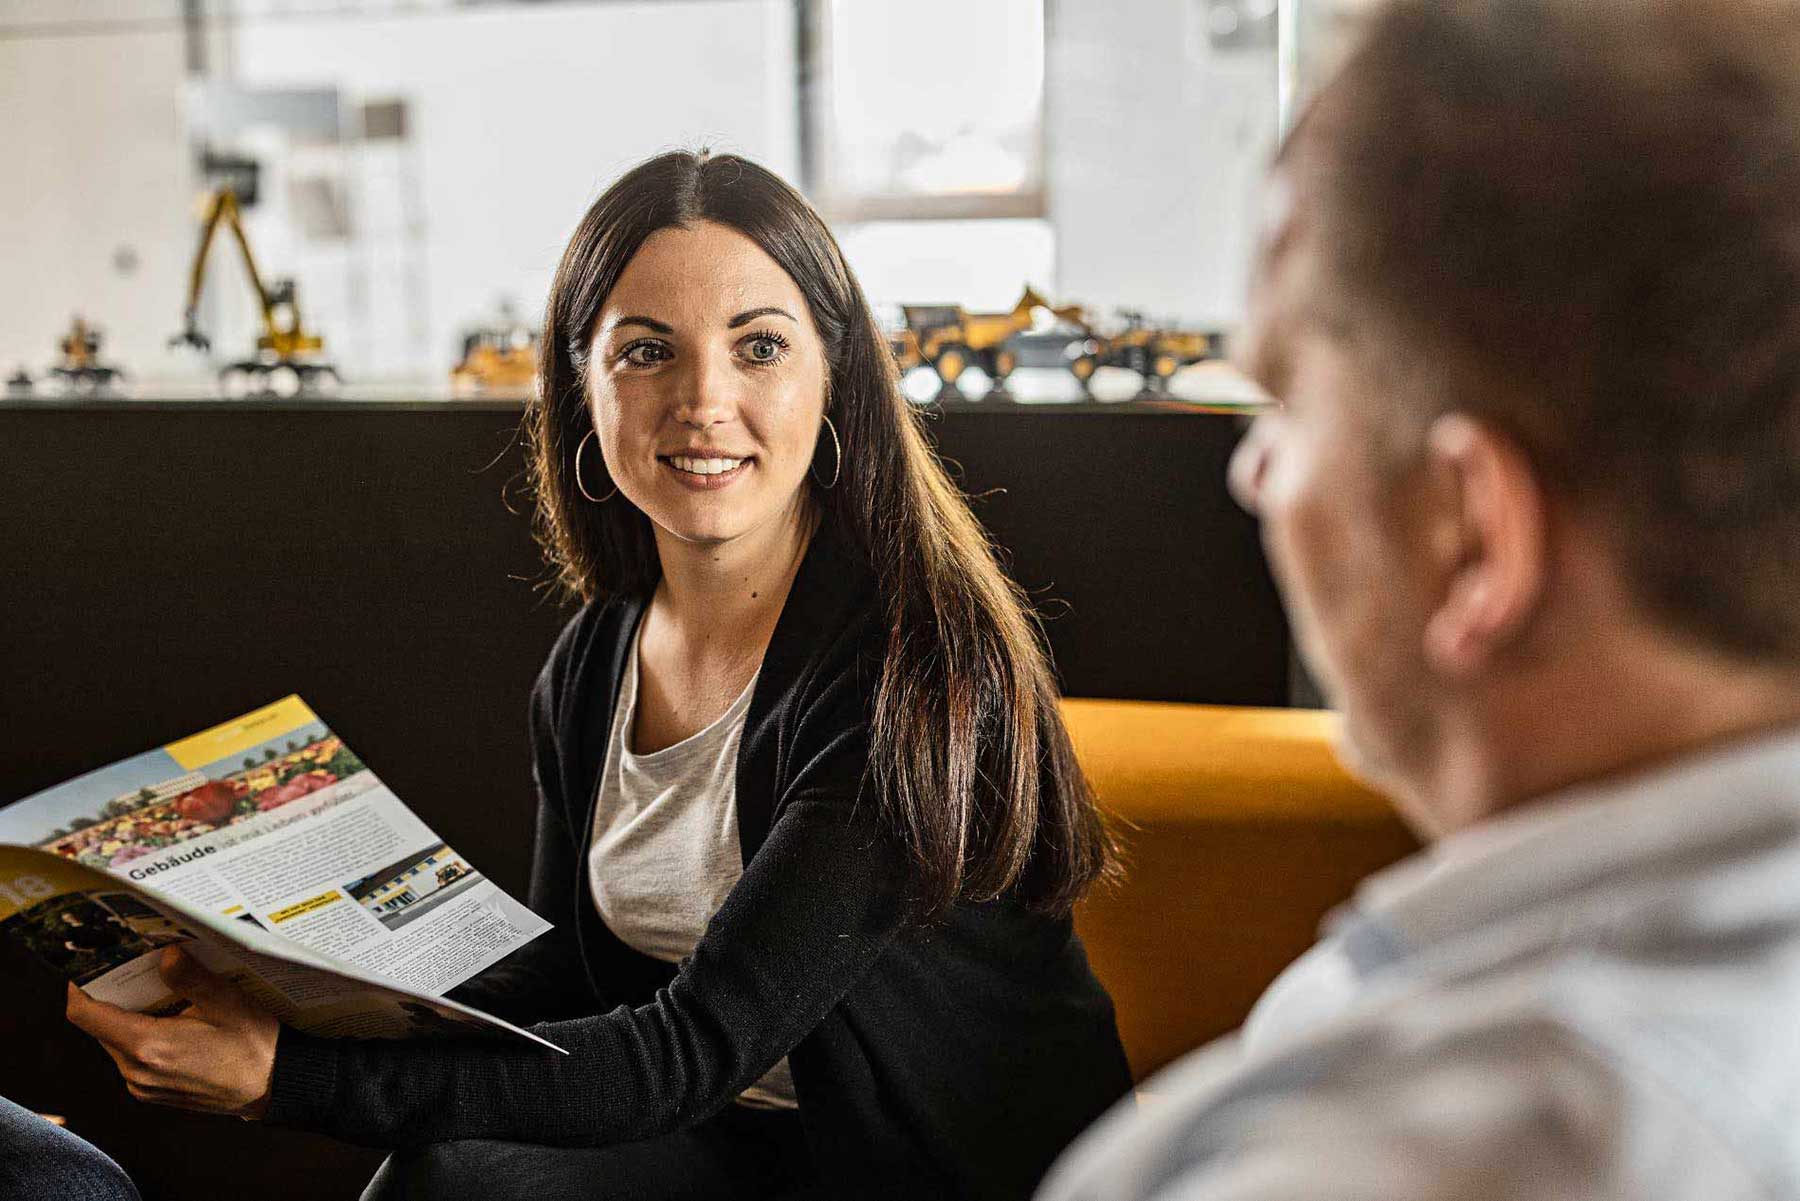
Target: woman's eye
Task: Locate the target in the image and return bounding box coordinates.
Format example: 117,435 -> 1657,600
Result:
622,341 -> 669,366
742,333 -> 789,364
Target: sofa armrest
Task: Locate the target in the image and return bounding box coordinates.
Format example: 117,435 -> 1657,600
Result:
1063,699 -> 1419,1081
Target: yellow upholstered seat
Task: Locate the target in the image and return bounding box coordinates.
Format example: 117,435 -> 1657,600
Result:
1063,699 -> 1420,1082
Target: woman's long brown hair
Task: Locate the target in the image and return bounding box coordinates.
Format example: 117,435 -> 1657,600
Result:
526,150 -> 1114,920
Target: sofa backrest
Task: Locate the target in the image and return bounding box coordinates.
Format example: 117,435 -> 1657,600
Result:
1064,699 -> 1420,1082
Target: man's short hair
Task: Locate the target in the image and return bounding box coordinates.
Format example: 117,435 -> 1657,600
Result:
1290,0 -> 1800,663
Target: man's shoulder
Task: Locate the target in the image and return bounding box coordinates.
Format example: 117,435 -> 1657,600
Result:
1339,913 -> 1800,1183
1044,987 -> 1776,1201
1045,918 -> 1800,1201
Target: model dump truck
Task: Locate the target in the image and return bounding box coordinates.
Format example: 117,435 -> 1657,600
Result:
1068,312 -> 1222,396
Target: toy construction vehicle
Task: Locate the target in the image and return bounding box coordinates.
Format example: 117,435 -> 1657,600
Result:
168,187 -> 338,395
47,316 -> 125,391
450,304 -> 539,395
1068,312 -> 1221,397
898,286 -> 1089,398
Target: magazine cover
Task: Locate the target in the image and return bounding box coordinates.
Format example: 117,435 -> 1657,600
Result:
0,696 -> 562,1048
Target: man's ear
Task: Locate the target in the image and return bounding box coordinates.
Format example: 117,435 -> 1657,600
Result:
1421,414 -> 1548,676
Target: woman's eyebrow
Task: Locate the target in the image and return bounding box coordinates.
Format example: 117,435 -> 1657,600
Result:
727,306 -> 796,328
611,315 -> 675,335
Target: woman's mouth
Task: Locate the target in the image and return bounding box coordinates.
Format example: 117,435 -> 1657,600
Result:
659,454 -> 752,489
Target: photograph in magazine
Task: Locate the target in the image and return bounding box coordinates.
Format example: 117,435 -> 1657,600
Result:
0,887 -> 199,1015
17,710 -> 367,876
346,842 -> 483,932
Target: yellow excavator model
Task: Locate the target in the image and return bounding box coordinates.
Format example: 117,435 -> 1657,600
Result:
899,286 -> 1090,398
169,188 -> 338,393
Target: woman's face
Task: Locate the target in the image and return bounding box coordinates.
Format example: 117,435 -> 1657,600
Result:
585,220 -> 830,552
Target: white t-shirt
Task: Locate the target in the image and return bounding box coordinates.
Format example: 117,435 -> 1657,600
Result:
586,632 -> 797,1110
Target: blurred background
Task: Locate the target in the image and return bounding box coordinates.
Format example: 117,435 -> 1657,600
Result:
0,0 -> 1367,403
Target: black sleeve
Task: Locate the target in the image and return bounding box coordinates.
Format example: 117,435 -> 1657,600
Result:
264,678 -> 911,1149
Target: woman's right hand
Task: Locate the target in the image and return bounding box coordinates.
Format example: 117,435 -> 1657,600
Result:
65,946 -> 279,1119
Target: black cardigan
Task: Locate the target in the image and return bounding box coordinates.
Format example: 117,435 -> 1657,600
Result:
265,521 -> 1133,1199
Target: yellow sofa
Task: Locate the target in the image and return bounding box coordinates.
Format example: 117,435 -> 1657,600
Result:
1063,699 -> 1420,1082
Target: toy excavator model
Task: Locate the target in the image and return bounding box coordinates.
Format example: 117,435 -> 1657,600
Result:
169,188 -> 338,393
901,286 -> 1090,398
1069,311 -> 1221,397
48,316 -> 125,390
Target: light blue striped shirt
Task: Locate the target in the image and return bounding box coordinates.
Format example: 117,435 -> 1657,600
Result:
1041,726 -> 1800,1201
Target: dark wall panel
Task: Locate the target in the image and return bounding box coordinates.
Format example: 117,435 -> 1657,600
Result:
923,407 -> 1286,707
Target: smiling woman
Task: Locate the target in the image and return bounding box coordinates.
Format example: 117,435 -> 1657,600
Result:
65,150 -> 1132,1201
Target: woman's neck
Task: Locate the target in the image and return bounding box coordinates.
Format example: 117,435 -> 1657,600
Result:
649,500 -> 817,654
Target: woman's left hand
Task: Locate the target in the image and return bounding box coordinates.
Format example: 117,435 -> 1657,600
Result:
65,945 -> 280,1119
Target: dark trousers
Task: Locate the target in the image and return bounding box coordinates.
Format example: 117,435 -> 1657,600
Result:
362,1103 -> 814,1201
0,1095 -> 140,1201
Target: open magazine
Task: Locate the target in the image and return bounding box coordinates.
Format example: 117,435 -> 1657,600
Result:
0,696 -> 564,1052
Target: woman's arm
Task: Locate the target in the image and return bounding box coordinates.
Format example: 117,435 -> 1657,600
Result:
64,724 -> 896,1144
266,713 -> 908,1148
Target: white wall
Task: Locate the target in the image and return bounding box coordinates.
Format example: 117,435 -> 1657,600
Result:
228,0 -> 798,378
0,0 -> 1270,382
0,10 -> 194,381
1047,0 -> 1278,329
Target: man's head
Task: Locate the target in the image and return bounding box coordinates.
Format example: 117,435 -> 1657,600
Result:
1231,0 -> 1800,833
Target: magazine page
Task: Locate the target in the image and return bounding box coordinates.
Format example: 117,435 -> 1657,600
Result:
0,845 -> 563,1048
0,696 -> 551,1002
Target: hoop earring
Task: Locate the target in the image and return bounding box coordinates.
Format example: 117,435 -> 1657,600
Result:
575,430 -> 617,503
812,415 -> 841,490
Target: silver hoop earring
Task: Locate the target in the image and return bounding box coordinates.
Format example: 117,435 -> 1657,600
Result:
575,430 -> 618,503
812,415 -> 841,490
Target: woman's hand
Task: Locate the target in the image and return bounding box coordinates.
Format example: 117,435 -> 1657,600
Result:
64,945 -> 279,1119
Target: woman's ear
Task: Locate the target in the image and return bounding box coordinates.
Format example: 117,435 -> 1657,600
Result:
1421,414 -> 1549,677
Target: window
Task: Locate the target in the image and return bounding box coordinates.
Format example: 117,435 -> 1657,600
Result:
811,0 -> 1045,223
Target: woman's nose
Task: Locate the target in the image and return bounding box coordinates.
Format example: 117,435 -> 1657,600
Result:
1227,417 -> 1273,516
672,353 -> 738,429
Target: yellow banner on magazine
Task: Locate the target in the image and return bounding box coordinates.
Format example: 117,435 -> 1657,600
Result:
165,695 -> 319,771
268,890 -> 343,924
